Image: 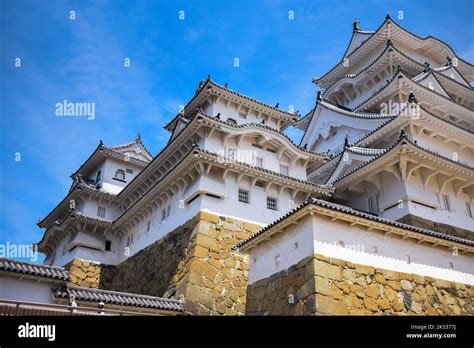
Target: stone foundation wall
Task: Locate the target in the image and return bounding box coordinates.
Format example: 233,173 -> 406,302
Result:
399,214 -> 474,241
246,254 -> 474,316
98,211 -> 261,315
99,215 -> 196,296
165,212 -> 259,315
67,258 -> 101,288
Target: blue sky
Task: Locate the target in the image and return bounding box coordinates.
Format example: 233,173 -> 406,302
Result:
1,0 -> 473,262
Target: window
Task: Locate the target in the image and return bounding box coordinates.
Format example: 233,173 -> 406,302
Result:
267,197 -> 277,211
115,169 -> 126,181
294,242 -> 299,250
466,202 -> 473,218
375,194 -> 380,213
275,254 -> 281,268
161,208 -> 167,221
147,220 -> 151,232
441,194 -> 451,211
95,170 -> 102,184
97,206 -> 106,218
126,168 -> 133,174
126,235 -> 133,247
105,240 -> 111,251
238,189 -> 249,203
255,181 -> 264,187
166,205 -> 171,218
227,148 -> 237,161
280,165 -> 289,176
255,156 -> 263,168
367,197 -> 374,214
239,112 -> 247,119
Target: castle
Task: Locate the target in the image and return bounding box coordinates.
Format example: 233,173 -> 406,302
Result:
1,16 -> 473,316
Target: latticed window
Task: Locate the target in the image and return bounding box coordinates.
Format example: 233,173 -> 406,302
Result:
227,148 -> 236,161
97,206 -> 106,218
115,169 -> 126,181
255,156 -> 263,168
466,202 -> 473,218
267,197 -> 277,211
280,165 -> 289,176
238,189 -> 249,203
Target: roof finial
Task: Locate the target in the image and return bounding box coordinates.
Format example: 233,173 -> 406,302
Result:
408,92 -> 417,104
275,102 -> 279,108
99,140 -> 104,146
352,18 -> 360,31
215,113 -> 221,120
446,56 -> 453,66
386,39 -> 393,47
386,13 -> 392,20
224,83 -> 228,88
317,90 -> 322,101
207,74 -> 212,81
423,61 -> 431,72
136,132 -> 142,142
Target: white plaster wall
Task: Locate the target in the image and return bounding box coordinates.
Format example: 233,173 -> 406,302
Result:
247,213 -> 474,285
246,215 -> 315,284
411,131 -> 473,165
340,170 -> 473,232
202,125 -> 307,179
207,98 -> 279,130
0,274 -> 57,304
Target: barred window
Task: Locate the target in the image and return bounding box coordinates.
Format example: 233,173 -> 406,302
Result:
255,156 -> 263,168
97,206 -> 106,218
115,169 -> 126,181
227,148 -> 236,161
280,165 -> 289,176
466,202 -> 473,218
238,189 -> 249,203
442,194 -> 451,211
267,197 -> 277,211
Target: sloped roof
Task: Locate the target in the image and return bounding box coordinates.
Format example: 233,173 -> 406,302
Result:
0,257 -> 69,281
52,286 -> 183,312
236,198 -> 474,250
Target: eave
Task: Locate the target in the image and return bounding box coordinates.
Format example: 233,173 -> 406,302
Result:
236,198 -> 474,252
164,77 -> 297,132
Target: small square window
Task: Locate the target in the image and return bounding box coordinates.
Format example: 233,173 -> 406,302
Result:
105,240 -> 112,251
227,148 -> 237,161
267,197 -> 277,211
280,165 -> 289,176
238,189 -> 249,203
293,242 -> 299,249
97,206 -> 106,218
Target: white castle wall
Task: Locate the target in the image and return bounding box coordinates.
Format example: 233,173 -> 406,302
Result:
246,213 -> 474,285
